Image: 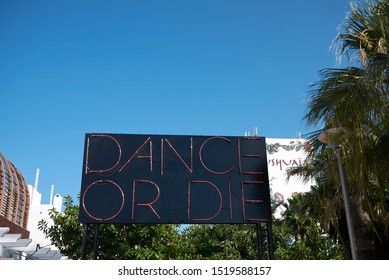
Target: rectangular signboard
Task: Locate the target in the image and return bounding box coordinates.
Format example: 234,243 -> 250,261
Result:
78,133 -> 271,224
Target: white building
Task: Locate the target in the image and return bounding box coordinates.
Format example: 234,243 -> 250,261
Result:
265,137 -> 314,216
0,168 -> 67,260
27,183 -> 63,248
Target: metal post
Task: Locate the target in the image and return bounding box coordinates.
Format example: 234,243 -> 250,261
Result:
336,147 -> 357,260
266,222 -> 274,260
81,223 -> 88,260
256,223 -> 263,260
93,224 -> 100,260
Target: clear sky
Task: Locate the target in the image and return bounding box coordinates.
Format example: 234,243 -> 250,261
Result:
1,0 -> 350,203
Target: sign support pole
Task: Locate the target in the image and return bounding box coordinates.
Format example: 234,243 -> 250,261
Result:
81,223 -> 89,260
256,223 -> 263,260
93,224 -> 100,260
266,221 -> 274,259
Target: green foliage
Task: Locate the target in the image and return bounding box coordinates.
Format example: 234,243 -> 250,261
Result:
181,224 -> 258,260
38,195 -> 83,259
38,195 -> 185,260
272,194 -> 345,260
39,194 -> 345,260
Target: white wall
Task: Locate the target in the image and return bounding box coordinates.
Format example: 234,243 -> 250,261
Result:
266,138 -> 314,205
27,185 -> 62,248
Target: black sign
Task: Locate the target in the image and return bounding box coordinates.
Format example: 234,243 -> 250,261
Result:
79,134 -> 271,224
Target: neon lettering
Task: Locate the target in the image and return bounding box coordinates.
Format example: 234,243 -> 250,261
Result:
82,180 -> 124,221
238,137 -> 264,175
85,134 -> 122,175
241,180 -> 268,222
163,138 -> 193,174
188,180 -> 222,221
132,180 -> 161,221
199,137 -> 234,174
119,137 -> 152,173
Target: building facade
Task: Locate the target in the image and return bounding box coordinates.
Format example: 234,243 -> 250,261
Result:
265,138 -> 314,216
266,138 -> 313,199
0,153 -> 66,260
0,152 -> 30,238
28,183 -> 62,246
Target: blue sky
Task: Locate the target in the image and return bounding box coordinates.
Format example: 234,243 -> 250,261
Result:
1,0 -> 350,203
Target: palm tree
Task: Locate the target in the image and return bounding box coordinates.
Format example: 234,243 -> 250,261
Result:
282,194 -> 315,242
273,192 -> 345,260
302,0 -> 389,259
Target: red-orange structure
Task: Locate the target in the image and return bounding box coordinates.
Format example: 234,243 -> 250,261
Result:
0,152 -> 30,238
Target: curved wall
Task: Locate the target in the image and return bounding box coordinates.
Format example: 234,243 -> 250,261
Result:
0,152 -> 30,229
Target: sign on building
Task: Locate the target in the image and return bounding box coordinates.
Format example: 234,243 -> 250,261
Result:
266,138 -> 313,201
78,134 -> 271,224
